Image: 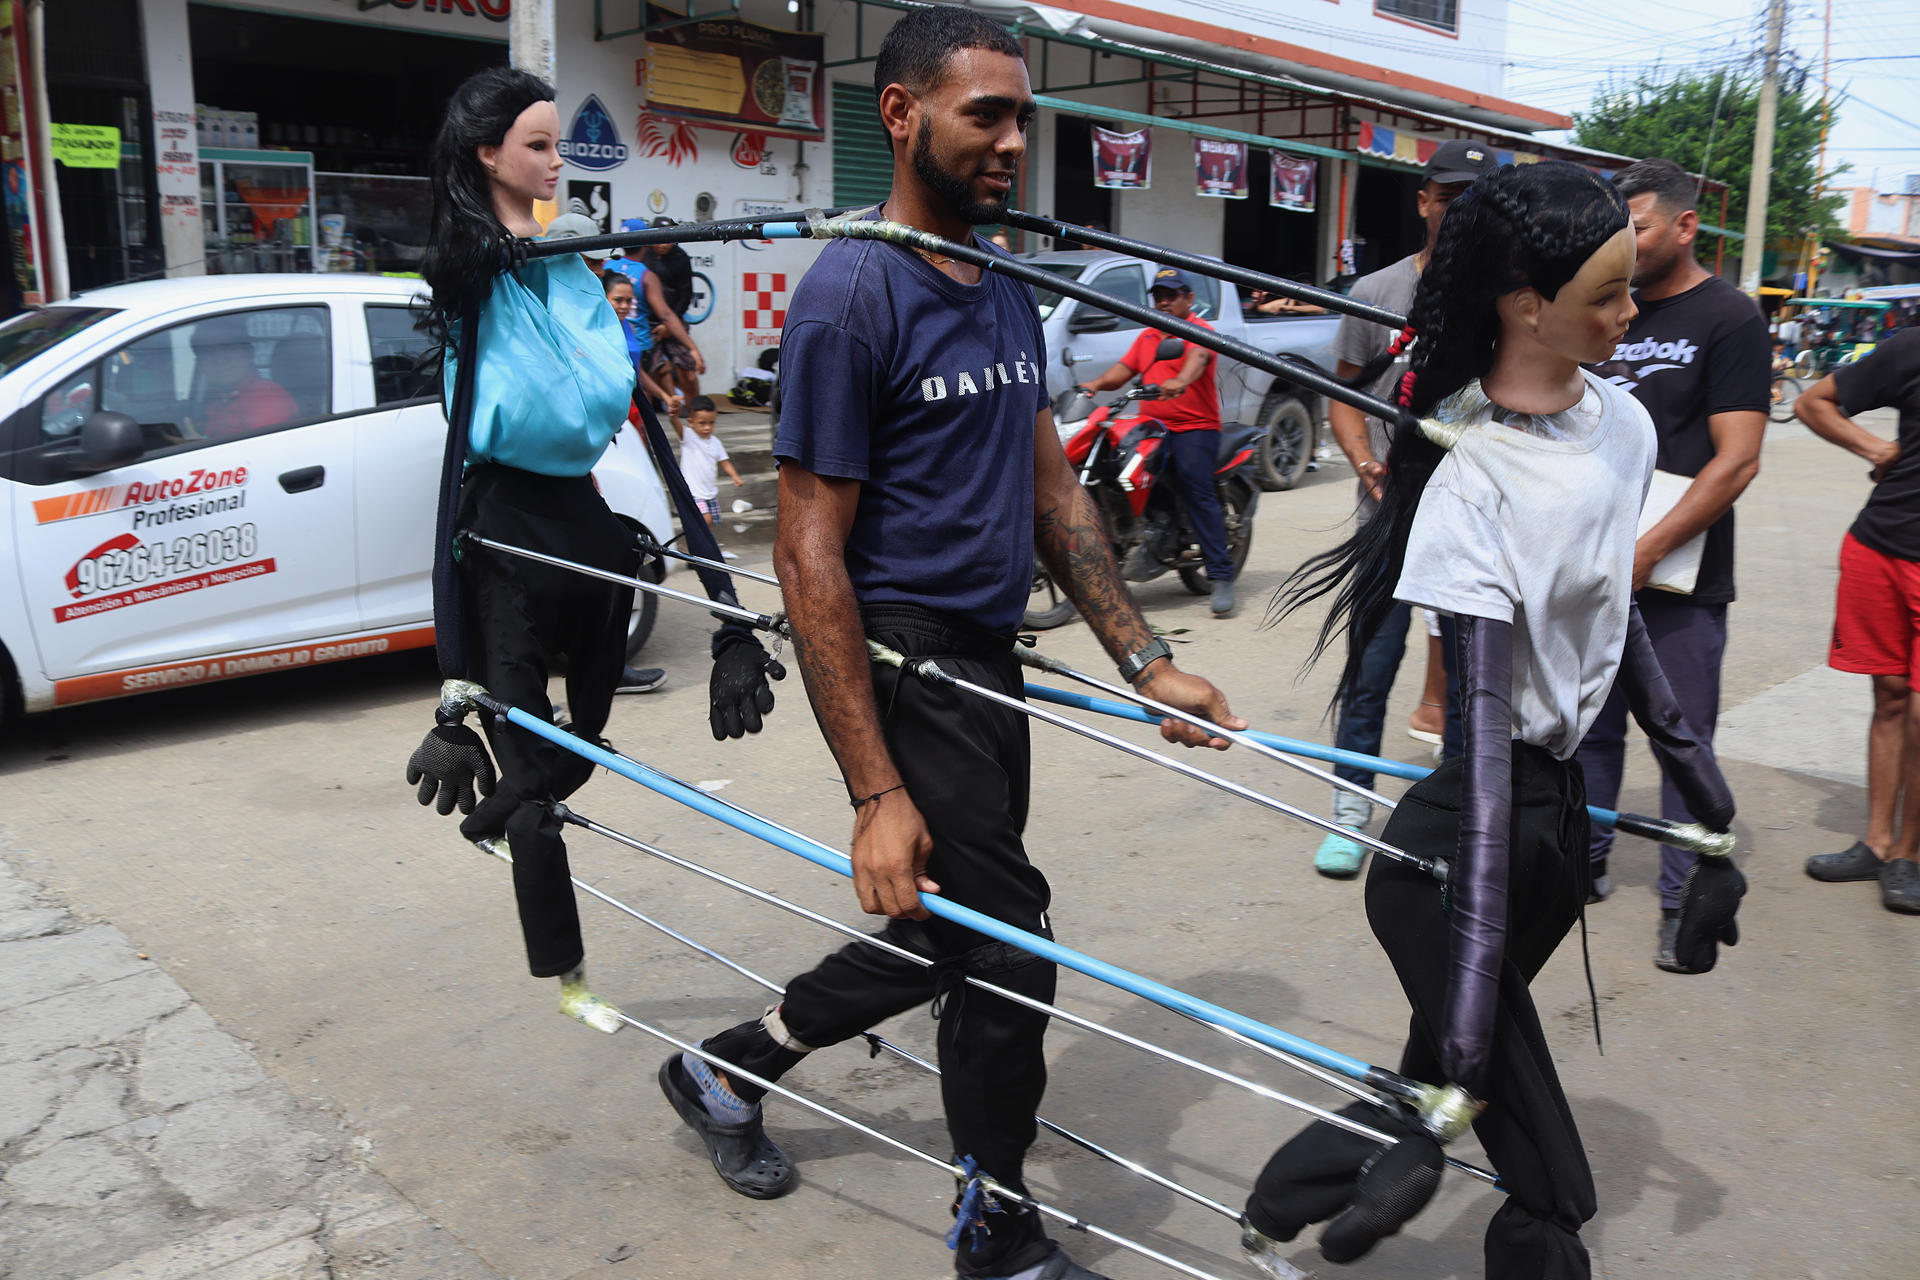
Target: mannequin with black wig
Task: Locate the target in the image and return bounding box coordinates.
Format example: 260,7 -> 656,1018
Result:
1241,162 -> 1740,1278
408,68 -> 781,1034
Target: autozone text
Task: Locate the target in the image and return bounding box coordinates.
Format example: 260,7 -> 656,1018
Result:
31,465 -> 249,525
66,524 -> 259,600
53,557 -> 276,624
123,466 -> 248,506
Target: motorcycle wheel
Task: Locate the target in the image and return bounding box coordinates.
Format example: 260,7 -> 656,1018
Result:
1178,479 -> 1255,595
1024,557 -> 1077,629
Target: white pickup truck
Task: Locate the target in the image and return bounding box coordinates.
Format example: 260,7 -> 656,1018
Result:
1025,249 -> 1346,491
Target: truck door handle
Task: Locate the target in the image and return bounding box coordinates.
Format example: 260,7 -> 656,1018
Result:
279,466 -> 325,493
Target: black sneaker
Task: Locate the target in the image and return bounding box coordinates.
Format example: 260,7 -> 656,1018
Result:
1587,857 -> 1612,905
1654,911 -> 1683,973
1806,841 -> 1882,882
616,666 -> 667,694
1880,858 -> 1920,915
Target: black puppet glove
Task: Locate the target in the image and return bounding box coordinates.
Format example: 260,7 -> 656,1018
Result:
709,625 -> 787,740
406,723 -> 496,815
1669,855 -> 1746,974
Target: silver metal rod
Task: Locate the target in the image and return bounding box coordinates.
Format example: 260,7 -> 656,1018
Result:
870,646 -> 1441,880
464,533 -> 781,632
622,1012 -> 1235,1280
643,539 -> 781,588
527,831 -> 1243,1220
1015,647 -> 1398,812
563,809 -> 1496,1186
592,752 -> 1494,1184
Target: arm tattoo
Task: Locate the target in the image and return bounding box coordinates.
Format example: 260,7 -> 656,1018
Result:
1035,484 -> 1157,670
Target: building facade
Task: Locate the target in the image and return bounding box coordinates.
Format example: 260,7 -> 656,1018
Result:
41,0 -> 1627,374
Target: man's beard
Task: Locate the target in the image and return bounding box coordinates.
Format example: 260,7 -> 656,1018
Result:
912,118 -> 1011,225
1632,239 -> 1682,289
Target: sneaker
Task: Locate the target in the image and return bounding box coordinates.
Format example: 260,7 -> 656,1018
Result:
1654,911 -> 1683,972
1315,827 -> 1367,878
615,666 -> 667,695
1806,841 -> 1883,882
1881,857 -> 1920,914
1210,578 -> 1237,616
720,549 -> 740,561
1587,873 -> 1613,905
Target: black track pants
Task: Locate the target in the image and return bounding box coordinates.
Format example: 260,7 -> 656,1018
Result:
705,605 -> 1057,1276
1246,747 -> 1597,1279
457,464 -> 636,979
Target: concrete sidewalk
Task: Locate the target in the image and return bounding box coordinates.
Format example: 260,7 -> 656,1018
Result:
0,859 -> 502,1280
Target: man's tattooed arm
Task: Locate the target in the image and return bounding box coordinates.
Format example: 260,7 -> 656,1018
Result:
1034,479 -> 1167,689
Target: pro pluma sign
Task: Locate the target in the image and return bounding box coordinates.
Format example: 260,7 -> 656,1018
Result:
559,96 -> 629,171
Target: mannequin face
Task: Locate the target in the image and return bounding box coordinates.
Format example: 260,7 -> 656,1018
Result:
1506,228 -> 1638,365
477,100 -> 561,208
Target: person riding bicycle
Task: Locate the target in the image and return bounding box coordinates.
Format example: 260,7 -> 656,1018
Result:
1077,267 -> 1238,616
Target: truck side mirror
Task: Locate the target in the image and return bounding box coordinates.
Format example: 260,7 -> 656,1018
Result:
1068,307 -> 1121,334
80,411 -> 143,469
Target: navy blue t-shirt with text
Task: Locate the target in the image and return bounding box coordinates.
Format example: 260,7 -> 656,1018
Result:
773,231 -> 1047,634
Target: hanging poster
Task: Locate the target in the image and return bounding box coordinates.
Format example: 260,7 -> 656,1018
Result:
1268,152 -> 1315,213
640,3 -> 825,142
1091,126 -> 1150,189
1194,138 -> 1247,199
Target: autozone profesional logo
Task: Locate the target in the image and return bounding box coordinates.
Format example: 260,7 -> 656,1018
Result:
33,465 -> 250,526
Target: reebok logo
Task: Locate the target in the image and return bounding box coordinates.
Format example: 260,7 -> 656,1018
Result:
1613,337 -> 1700,364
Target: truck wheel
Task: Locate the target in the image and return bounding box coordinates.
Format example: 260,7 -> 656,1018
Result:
1255,393 -> 1312,492
621,519 -> 665,659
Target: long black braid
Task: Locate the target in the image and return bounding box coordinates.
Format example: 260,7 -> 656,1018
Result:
1273,161 -> 1630,709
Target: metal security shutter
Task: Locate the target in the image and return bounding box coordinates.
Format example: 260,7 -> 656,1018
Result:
832,82 -> 892,206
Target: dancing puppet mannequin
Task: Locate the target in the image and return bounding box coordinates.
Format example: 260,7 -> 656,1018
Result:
1243,162 -> 1745,1278
404,69 -> 782,1031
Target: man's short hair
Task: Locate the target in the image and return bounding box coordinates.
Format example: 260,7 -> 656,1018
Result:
873,5 -> 1022,103
686,395 -> 717,416
1614,158 -> 1698,215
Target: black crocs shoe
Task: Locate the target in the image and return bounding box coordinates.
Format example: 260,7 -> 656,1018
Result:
1881,857 -> 1920,915
1806,841 -> 1883,883
658,1053 -> 796,1200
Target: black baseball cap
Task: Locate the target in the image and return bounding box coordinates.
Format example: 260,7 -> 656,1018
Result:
1425,140 -> 1495,185
650,216 -> 677,229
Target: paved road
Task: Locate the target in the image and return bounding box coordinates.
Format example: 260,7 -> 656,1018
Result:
3,416 -> 1915,1279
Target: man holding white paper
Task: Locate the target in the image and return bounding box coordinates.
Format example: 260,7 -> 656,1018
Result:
1584,158 -> 1769,970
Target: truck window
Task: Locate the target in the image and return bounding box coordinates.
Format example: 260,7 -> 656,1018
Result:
1086,266 -> 1146,323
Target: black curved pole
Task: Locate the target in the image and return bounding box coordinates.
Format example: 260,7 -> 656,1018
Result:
999,208 -> 1407,330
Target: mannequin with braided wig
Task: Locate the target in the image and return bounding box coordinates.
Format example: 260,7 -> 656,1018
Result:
1243,162 -> 1739,1278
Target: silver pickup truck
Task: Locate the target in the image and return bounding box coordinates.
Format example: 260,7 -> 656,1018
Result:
1025,249 -> 1345,491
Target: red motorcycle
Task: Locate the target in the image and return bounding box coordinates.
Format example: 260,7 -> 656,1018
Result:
1026,349 -> 1261,629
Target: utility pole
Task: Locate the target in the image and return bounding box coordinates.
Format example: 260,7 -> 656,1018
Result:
1739,0 -> 1788,295
510,0 -> 555,84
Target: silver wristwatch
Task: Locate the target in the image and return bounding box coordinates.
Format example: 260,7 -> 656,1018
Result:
1118,637 -> 1172,684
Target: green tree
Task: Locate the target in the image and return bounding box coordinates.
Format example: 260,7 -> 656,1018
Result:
1573,68 -> 1845,254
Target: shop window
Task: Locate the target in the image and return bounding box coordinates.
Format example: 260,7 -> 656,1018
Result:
1376,0 -> 1459,35
832,82 -> 893,207
366,305 -> 440,407
96,307 -> 331,449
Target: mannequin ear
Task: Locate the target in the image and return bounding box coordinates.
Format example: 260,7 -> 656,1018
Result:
476,143 -> 500,176
1508,287 -> 1544,333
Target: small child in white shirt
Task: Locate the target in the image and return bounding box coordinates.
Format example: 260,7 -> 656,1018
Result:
679,395 -> 743,525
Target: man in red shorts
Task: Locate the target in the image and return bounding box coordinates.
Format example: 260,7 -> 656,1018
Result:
1798,324 -> 1920,913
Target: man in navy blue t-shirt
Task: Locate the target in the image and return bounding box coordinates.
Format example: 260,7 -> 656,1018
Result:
657,8 -> 1241,1277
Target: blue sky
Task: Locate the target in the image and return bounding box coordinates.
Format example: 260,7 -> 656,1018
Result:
1497,0 -> 1919,196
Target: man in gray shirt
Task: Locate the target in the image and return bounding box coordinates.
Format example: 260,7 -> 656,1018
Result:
1313,139 -> 1493,877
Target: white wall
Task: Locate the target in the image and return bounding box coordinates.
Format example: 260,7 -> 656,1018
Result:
140,0 -> 203,276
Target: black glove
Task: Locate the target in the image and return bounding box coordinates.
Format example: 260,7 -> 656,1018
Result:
709,633 -> 786,740
1670,854 -> 1745,974
406,723 -> 496,815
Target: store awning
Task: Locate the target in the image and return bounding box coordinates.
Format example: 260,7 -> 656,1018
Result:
1826,239 -> 1920,264
1786,297 -> 1893,310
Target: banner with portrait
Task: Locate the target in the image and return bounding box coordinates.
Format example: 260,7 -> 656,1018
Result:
1194,138 -> 1247,199
641,4 -> 825,141
1268,152 -> 1316,213
1091,126 -> 1151,189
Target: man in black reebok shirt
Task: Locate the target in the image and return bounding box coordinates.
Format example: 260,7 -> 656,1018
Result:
1797,329 -> 1920,915
1584,157 -> 1769,970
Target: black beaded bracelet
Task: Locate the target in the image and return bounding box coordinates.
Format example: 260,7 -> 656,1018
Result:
850,783 -> 907,810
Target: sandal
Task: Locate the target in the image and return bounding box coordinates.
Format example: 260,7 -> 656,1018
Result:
658,1053 -> 796,1200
